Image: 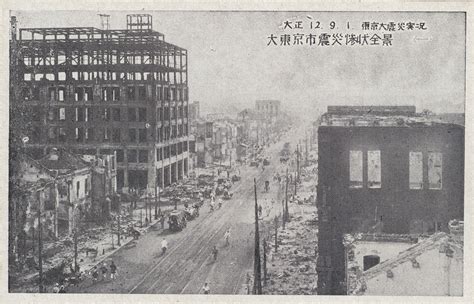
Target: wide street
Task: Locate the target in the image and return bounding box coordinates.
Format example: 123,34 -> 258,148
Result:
70,125 -> 303,294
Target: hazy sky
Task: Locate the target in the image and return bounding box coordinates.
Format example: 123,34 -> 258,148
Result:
12,11 -> 465,117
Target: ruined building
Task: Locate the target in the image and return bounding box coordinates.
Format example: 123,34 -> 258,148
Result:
316,106 -> 464,295
10,14 -> 190,193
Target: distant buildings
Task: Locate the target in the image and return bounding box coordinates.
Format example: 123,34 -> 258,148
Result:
256,100 -> 280,121
316,106 -> 464,295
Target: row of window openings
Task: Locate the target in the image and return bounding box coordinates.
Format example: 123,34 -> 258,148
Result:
45,107 -> 187,122
46,126 -> 188,143
115,144 -> 189,164
45,107 -> 148,122
349,151 -> 442,190
47,128 -> 148,143
22,82 -> 188,102
23,69 -> 187,84
22,54 -> 186,68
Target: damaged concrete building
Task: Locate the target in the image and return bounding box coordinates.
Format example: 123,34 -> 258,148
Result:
10,14 -> 190,193
316,106 -> 464,295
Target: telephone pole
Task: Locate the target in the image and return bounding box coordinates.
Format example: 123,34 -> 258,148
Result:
37,195 -> 43,293
154,180 -> 158,219
296,144 -> 300,182
285,168 -> 289,222
253,178 -> 262,295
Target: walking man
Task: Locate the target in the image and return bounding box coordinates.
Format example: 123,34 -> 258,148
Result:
202,282 -> 211,294
100,263 -> 108,281
224,228 -> 231,246
110,261 -> 118,280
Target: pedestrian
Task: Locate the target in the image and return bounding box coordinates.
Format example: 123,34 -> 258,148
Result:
52,283 -> 60,293
224,229 -> 231,246
58,284 -> 66,293
161,238 -> 168,255
100,263 -> 108,281
202,282 -> 211,294
160,214 -> 166,229
91,267 -> 99,282
110,261 -> 118,280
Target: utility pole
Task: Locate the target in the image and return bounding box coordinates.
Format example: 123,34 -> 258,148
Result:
117,197 -> 121,246
296,144 -> 300,182
74,229 -> 78,271
285,168 -> 289,222
140,208 -> 143,228
145,190 -> 149,226
263,238 -> 267,286
294,173 -> 297,197
305,130 -> 308,166
253,178 -> 262,295
274,216 -> 278,252
37,194 -> 43,293
149,188 -> 152,221
154,180 -> 158,219
281,200 -> 285,230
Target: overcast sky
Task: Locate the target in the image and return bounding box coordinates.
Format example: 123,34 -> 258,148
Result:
12,11 -> 465,117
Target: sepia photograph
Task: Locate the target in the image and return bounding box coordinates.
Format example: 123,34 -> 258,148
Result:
5,4 -> 470,301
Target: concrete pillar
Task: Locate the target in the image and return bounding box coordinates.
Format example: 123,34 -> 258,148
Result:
123,148 -> 129,193
147,148 -> 157,191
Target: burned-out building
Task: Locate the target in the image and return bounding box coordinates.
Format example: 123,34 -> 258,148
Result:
316,106 -> 464,295
10,14 -> 190,193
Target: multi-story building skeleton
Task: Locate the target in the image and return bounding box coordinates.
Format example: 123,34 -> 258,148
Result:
10,14 -> 190,193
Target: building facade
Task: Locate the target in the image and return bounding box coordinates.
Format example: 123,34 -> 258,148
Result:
316,106 -> 464,295
10,14 -> 190,193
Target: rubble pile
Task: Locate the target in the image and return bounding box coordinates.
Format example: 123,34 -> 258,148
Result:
264,203 -> 318,295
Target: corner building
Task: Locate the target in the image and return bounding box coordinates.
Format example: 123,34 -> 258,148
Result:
11,14 -> 190,192
316,106 -> 464,294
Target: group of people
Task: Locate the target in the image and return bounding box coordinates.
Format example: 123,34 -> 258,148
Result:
209,193 -> 224,212
90,261 -> 119,282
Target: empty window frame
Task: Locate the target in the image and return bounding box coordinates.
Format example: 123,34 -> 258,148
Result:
428,152 -> 442,190
85,128 -> 94,142
127,86 -> 135,100
59,108 -> 66,120
58,87 -> 66,101
367,150 -> 381,189
409,152 -> 423,190
85,107 -> 92,122
138,129 -> 147,143
74,87 -> 84,101
112,129 -> 121,142
116,149 -> 124,163
127,150 -> 138,163
138,86 -> 146,100
138,108 -> 147,122
138,150 -> 148,163
84,87 -> 93,101
128,108 -> 137,121
128,129 -> 137,142
349,150 -> 363,188
112,108 -> 121,121
103,128 -> 111,141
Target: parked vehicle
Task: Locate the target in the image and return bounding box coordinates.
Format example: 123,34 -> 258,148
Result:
231,175 -> 241,182
168,210 -> 187,232
223,190 -> 233,200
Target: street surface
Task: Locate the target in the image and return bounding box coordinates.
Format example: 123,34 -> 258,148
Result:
70,126 -> 303,294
